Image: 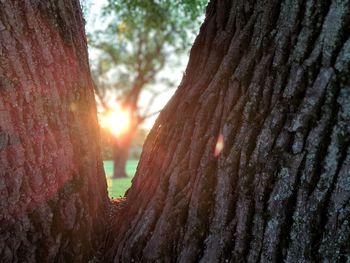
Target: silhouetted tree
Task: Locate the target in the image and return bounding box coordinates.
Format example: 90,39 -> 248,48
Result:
106,0 -> 350,262
89,0 -> 207,178
0,1 -> 108,262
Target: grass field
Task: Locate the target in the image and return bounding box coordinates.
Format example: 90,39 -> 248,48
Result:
103,160 -> 138,198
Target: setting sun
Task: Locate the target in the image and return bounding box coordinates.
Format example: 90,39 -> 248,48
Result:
100,105 -> 131,137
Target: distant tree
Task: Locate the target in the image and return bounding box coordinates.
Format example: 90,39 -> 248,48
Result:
0,1 -> 108,262
100,127 -> 148,160
88,0 -> 207,178
105,0 -> 350,262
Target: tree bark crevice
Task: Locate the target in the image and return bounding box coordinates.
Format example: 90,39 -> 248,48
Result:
0,1 -> 108,262
105,0 -> 350,262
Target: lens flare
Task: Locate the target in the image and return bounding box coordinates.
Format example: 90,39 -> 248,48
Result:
100,105 -> 131,137
214,133 -> 224,157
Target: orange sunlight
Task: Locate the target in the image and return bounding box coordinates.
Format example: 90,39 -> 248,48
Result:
214,133 -> 224,157
100,105 -> 131,137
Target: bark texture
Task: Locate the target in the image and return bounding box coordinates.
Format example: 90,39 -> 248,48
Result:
0,1 -> 108,262
107,0 -> 350,262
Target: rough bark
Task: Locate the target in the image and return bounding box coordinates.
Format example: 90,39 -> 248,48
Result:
0,1 -> 109,262
106,0 -> 350,262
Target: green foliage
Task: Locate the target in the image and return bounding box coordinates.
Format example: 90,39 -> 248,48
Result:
90,1 -> 207,176
89,0 -> 207,103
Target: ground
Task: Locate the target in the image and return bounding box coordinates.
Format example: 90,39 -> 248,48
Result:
103,160 -> 138,197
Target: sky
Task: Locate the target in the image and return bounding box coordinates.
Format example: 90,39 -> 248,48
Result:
83,0 -> 190,130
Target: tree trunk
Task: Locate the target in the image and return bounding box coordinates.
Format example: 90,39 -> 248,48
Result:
106,0 -> 350,262
112,141 -> 130,178
0,1 -> 108,262
112,111 -> 135,179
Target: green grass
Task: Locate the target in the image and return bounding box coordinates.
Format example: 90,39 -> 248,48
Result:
103,160 -> 138,198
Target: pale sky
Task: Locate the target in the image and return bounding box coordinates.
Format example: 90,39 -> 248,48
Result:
84,0 -> 194,130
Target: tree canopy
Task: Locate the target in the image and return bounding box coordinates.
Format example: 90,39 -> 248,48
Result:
89,0 -> 207,115
87,0 -> 207,178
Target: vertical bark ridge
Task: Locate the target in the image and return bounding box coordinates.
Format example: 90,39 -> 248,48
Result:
107,0 -> 350,262
0,1 -> 108,262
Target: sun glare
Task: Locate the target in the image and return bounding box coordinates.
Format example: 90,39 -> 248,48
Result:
214,133 -> 224,157
100,105 -> 131,137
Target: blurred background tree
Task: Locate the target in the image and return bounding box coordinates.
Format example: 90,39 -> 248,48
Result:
86,0 -> 207,178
